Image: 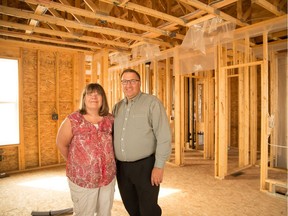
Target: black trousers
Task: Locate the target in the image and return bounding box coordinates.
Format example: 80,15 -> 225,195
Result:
116,155 -> 161,216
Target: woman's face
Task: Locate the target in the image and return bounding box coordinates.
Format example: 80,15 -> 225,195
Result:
85,90 -> 102,111
121,72 -> 141,100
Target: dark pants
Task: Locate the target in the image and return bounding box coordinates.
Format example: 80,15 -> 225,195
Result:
116,155 -> 161,216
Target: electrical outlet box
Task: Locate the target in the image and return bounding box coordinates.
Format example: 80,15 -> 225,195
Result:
52,113 -> 58,120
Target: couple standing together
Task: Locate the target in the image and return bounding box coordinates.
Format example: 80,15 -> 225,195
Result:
56,68 -> 172,216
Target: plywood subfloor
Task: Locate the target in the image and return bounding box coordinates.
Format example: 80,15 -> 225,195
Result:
0,151 -> 287,216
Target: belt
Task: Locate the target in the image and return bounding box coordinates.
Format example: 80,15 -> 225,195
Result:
118,154 -> 154,163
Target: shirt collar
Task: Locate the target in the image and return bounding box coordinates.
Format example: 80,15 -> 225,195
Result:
124,92 -> 142,104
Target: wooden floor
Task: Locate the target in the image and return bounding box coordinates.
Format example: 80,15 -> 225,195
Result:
0,150 -> 287,216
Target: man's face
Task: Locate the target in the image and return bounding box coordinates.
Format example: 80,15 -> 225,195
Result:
121,72 -> 141,100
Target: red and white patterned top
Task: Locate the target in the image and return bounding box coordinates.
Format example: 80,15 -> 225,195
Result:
66,111 -> 116,188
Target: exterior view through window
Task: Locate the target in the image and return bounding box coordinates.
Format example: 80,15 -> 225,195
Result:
0,58 -> 19,145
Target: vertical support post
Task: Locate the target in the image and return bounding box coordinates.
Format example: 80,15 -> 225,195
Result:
75,52 -> 86,110
189,77 -> 193,149
145,62 -> 150,94
174,48 -> 184,165
153,60 -> 158,96
215,45 -> 228,179
19,49 -> 25,170
243,35 -> 250,166
91,54 -> 97,83
204,71 -> 213,159
269,51 -> 278,167
102,49 -> 109,87
238,51 -> 244,166
260,31 -> 269,190
55,52 -> 60,163
37,50 -> 41,167
166,57 -> 172,119
250,54 -> 258,165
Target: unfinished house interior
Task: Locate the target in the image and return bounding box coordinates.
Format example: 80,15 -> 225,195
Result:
0,0 -> 287,215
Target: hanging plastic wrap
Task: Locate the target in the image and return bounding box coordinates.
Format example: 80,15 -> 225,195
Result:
181,17 -> 236,54
179,17 -> 235,74
179,47 -> 216,74
109,52 -> 130,66
131,43 -> 161,59
181,23 -> 206,54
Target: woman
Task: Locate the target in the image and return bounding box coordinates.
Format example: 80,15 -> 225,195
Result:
56,83 -> 116,216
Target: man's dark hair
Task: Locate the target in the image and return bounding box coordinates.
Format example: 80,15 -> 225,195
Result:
120,68 -> 141,80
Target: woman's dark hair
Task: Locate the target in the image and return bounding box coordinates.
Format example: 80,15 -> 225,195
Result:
120,68 -> 141,80
79,83 -> 109,116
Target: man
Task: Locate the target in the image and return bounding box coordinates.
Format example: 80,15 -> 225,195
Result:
113,68 -> 171,216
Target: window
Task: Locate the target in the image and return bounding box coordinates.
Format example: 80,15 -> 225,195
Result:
0,58 -> 19,145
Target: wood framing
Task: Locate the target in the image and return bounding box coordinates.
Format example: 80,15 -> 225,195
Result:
0,0 -> 286,198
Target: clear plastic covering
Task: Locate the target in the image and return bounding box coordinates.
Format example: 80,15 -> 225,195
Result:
109,52 -> 130,67
131,43 -> 161,59
181,17 -> 236,54
179,47 -> 216,74
179,17 -> 235,74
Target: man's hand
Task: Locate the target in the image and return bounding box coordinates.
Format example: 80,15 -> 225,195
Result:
151,167 -> 164,186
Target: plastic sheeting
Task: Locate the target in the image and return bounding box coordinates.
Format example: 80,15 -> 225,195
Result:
109,44 -> 160,67
179,17 -> 235,74
132,43 -> 161,59
109,52 -> 130,67
181,17 -> 236,54
179,47 -> 216,74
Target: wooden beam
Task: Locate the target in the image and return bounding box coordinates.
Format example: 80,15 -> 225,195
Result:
178,0 -> 248,27
99,0 -> 187,26
141,0 -> 237,40
19,49 -> 25,170
0,6 -> 171,47
210,0 -> 237,8
20,0 -> 173,38
47,7 -> 74,33
186,14 -> 215,27
236,0 -> 243,20
0,29 -> 103,51
207,72 -> 215,159
55,52 -> 60,164
233,15 -> 287,39
215,45 -> 228,179
118,0 -> 130,6
84,0 -> 113,15
166,57 -> 172,123
253,0 -> 286,16
37,50 -> 41,166
243,36 -> 250,166
250,54 -> 257,165
260,32 -> 269,191
174,48 -> 184,166
26,4 -> 47,34
0,20 -> 129,48
269,51 -> 278,168
58,0 -> 87,23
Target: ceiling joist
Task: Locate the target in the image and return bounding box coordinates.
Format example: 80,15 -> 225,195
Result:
0,0 -> 285,54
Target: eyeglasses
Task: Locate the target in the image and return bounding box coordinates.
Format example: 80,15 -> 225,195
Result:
121,79 -> 140,85
86,92 -> 100,97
